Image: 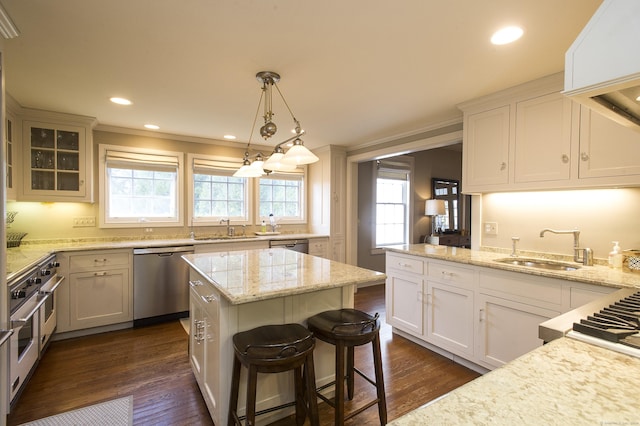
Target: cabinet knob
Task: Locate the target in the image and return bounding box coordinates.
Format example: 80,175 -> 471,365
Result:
500,162 -> 507,171
561,154 -> 569,164
580,152 -> 589,162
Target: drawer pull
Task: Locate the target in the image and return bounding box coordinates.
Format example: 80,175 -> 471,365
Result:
479,309 -> 485,322
398,262 -> 411,268
441,271 -> 455,279
94,258 -> 108,263
201,295 -> 216,303
94,271 -> 107,276
189,280 -> 204,287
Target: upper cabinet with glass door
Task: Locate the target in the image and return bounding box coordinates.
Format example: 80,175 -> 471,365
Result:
21,110 -> 96,202
5,107 -> 19,201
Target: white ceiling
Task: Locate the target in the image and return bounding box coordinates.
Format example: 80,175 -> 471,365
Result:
1,0 -> 602,151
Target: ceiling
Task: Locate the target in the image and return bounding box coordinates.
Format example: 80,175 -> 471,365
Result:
1,0 -> 602,151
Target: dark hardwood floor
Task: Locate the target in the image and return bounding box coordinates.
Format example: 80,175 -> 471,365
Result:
7,285 -> 480,425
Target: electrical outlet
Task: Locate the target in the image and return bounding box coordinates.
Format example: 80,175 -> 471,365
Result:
484,222 -> 498,236
73,216 -> 96,227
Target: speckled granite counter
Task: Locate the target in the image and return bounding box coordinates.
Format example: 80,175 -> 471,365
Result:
5,233 -> 327,284
182,248 -> 386,304
385,244 -> 640,289
389,337 -> 640,425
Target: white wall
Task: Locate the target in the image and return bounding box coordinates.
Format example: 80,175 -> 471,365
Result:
480,188 -> 640,260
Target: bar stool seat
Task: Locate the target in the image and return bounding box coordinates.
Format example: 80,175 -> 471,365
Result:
307,308 -> 387,425
228,323 -> 319,426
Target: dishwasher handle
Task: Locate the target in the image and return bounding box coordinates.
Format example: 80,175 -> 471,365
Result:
133,246 -> 195,255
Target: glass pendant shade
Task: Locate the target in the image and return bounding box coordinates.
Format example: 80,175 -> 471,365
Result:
281,139 -> 319,165
263,150 -> 297,171
233,159 -> 264,177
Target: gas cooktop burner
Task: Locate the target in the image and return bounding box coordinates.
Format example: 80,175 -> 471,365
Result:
572,291 -> 640,350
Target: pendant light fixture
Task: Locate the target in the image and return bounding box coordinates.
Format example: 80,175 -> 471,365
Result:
234,71 -> 318,177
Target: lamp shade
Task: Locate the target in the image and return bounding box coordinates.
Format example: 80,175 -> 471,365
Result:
281,139 -> 319,165
263,149 -> 298,172
425,199 -> 446,216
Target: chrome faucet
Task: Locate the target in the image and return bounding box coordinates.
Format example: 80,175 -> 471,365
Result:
539,228 -> 593,265
220,218 -> 234,236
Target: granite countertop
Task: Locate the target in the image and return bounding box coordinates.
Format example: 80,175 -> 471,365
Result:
385,244 -> 640,289
182,248 -> 386,304
388,337 -> 640,425
5,233 -> 328,284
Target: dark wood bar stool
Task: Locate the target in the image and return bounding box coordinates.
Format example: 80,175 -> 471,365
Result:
306,309 -> 387,425
228,323 -> 320,426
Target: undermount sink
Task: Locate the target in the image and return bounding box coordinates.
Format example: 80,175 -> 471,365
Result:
493,257 -> 581,271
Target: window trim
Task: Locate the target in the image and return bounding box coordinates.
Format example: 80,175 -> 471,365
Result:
187,153 -> 252,227
98,144 -> 184,228
256,167 -> 307,225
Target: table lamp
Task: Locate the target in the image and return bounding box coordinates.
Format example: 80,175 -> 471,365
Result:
425,199 -> 446,243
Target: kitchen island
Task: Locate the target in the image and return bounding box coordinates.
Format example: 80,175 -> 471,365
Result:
181,247 -> 385,426
388,336 -> 640,425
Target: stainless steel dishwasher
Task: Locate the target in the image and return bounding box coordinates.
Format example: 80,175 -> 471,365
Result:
269,239 -> 309,253
133,245 -> 194,327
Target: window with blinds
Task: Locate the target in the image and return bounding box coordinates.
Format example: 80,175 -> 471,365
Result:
99,145 -> 183,227
258,169 -> 305,223
188,155 -> 250,225
375,159 -> 412,247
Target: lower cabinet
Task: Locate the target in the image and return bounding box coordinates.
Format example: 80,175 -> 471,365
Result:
308,237 -> 329,258
56,249 -> 133,333
189,278 -> 220,423
475,294 -> 559,369
385,251 -> 616,371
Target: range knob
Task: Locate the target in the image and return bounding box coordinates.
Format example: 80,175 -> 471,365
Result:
48,261 -> 60,268
11,289 -> 26,299
40,269 -> 52,276
27,277 -> 42,285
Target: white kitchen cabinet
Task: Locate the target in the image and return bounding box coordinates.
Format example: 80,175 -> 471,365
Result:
308,237 -> 329,258
56,249 -> 133,332
577,105 -> 640,182
460,73 -> 574,193
462,105 -> 510,191
385,253 -> 426,337
460,73 -> 640,193
425,261 -> 475,359
476,294 -> 559,369
20,110 -> 96,202
514,92 -> 573,184
189,278 -> 220,423
308,145 -> 347,262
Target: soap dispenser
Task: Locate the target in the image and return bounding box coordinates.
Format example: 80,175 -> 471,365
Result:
609,241 -> 623,269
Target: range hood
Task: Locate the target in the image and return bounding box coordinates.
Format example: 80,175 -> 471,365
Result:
563,0 -> 640,130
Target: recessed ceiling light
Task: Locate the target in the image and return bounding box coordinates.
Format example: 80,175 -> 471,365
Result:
144,124 -> 159,130
110,97 -> 132,105
224,135 -> 237,140
491,26 -> 524,45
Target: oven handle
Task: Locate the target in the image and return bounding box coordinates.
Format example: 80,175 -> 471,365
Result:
40,275 -> 65,295
11,296 -> 48,329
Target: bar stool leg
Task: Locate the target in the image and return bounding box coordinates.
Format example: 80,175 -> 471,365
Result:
334,340 -> 346,426
246,364 -> 259,426
228,356 -> 242,426
304,352 -> 320,426
346,346 -> 355,400
293,366 -> 306,426
372,333 -> 387,425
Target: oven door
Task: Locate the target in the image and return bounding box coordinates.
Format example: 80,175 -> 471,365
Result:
39,274 -> 64,352
10,293 -> 45,403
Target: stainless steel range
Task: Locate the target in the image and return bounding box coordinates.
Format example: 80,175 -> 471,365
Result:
540,287 -> 640,359
7,254 -> 61,408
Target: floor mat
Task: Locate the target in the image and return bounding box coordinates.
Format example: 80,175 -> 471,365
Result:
18,395 -> 133,426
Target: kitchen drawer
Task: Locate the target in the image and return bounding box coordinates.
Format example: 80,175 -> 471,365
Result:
478,267 -> 563,310
386,253 -> 425,275
427,260 -> 475,289
69,250 -> 131,271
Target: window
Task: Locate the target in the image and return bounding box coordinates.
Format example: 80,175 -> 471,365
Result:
99,145 -> 183,227
188,155 -> 250,226
258,170 -> 305,223
375,159 -> 412,247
